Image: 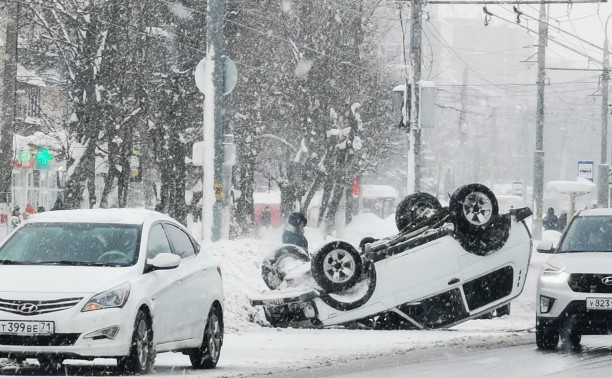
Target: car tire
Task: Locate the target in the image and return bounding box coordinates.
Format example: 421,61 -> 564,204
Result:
262,245 -> 310,290
450,184 -> 499,234
564,331 -> 581,350
560,322 -> 581,350
311,241 -> 362,293
190,304 -> 224,369
320,261 -> 377,311
536,323 -> 559,351
395,193 -> 442,232
117,310 -> 155,374
496,303 -> 511,317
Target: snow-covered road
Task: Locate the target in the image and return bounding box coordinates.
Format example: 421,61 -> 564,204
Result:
318,336 -> 612,378
0,328 -> 533,376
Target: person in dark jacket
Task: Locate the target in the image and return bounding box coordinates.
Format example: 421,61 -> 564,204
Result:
558,211 -> 568,231
282,212 -> 308,252
51,198 -> 63,211
260,206 -> 272,228
543,207 -> 559,231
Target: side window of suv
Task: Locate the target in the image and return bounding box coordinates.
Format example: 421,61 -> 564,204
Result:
146,224 -> 172,259
164,224 -> 196,259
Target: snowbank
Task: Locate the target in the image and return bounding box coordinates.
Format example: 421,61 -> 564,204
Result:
205,239 -> 275,332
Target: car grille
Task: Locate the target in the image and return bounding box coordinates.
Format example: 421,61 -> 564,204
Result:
0,297 -> 83,316
0,334 -> 80,347
568,274 -> 612,294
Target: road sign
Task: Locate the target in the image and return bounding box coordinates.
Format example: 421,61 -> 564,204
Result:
578,160 -> 595,182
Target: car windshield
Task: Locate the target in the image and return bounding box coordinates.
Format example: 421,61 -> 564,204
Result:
0,223 -> 141,266
558,216 -> 612,253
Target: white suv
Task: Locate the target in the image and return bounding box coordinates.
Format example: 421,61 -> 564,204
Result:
0,209 -> 224,373
536,208 -> 612,350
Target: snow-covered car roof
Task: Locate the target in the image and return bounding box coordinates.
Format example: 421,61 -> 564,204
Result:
25,209 -> 173,225
578,208 -> 612,217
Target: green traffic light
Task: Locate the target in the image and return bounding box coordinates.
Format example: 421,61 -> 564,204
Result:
37,148 -> 53,166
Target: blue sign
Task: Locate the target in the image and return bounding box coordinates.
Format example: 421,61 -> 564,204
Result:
577,160 -> 594,182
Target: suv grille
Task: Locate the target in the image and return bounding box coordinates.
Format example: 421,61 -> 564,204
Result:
568,274 -> 612,293
0,297 -> 83,316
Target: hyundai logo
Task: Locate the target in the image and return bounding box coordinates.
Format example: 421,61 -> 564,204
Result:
602,276 -> 612,286
17,303 -> 39,314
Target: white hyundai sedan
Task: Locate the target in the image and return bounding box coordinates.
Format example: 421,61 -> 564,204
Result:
0,209 -> 223,374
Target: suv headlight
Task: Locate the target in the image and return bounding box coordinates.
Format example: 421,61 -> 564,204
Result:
540,266 -> 570,284
82,282 -> 131,312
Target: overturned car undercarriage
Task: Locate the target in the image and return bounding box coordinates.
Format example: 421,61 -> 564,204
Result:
250,184 -> 533,330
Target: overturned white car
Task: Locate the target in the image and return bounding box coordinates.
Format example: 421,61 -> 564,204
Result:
250,184 -> 533,329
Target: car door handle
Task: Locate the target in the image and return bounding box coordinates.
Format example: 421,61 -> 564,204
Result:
448,278 -> 460,285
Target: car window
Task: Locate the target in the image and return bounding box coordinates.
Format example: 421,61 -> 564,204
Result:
0,223 -> 140,267
164,224 -> 196,259
559,216 -> 612,253
146,224 -> 172,259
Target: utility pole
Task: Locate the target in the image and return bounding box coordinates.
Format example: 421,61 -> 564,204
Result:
532,2 -> 547,240
603,13 -> 612,208
0,1 -> 19,210
203,0 -> 226,242
458,68 -> 469,185
409,0 -> 423,193
490,106 -> 498,185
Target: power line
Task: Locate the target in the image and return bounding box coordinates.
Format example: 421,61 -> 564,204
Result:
424,21 -> 522,93
487,8 -> 604,66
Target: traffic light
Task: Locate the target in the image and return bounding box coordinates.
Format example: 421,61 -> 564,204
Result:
352,179 -> 360,196
35,148 -> 53,170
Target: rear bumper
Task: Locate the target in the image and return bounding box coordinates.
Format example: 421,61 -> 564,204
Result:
537,300 -> 612,335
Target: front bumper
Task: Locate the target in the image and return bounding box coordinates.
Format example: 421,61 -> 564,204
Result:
0,300 -> 133,359
537,300 -> 612,335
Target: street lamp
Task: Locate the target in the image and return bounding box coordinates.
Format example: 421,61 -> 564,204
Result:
599,13 -> 612,208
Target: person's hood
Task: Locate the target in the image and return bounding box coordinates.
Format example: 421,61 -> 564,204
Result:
284,224 -> 304,235
546,253 -> 612,274
0,265 -> 141,295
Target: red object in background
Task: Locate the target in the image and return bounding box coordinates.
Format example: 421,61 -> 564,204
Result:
0,215 -> 6,224
352,179 -> 360,196
254,204 -> 282,228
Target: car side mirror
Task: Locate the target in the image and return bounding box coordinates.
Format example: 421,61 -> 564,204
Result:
145,253 -> 180,273
536,240 -> 554,254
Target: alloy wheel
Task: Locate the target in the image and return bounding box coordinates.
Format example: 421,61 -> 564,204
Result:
207,313 -> 222,362
323,249 -> 356,284
136,319 -> 150,367
462,192 -> 493,226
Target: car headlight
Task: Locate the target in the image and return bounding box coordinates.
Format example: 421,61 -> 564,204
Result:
82,282 -> 130,312
540,266 -> 570,284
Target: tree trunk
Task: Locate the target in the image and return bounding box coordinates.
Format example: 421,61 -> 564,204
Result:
234,154 -> 255,236
64,139 -> 97,209
0,1 -> 19,204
